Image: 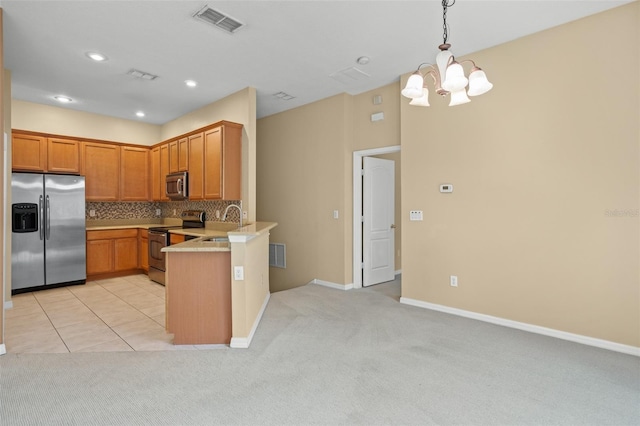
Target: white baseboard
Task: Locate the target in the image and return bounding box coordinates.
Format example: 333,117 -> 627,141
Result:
0,343 -> 5,356
400,297 -> 640,357
230,292 -> 271,349
4,300 -> 13,309
311,279 -> 353,291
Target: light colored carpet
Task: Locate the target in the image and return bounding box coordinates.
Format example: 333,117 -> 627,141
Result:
1,279 -> 639,425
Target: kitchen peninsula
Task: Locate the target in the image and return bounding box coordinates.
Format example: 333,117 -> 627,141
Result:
163,222 -> 277,348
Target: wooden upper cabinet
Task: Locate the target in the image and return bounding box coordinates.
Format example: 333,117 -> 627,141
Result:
204,127 -> 223,199
12,133 -> 47,172
12,133 -> 81,174
188,133 -> 204,200
48,137 -> 81,174
82,142 -> 121,201
169,140 -> 179,173
160,143 -> 170,201
150,146 -> 161,201
169,138 -> 189,173
120,146 -> 149,201
203,123 -> 242,200
178,137 -> 189,171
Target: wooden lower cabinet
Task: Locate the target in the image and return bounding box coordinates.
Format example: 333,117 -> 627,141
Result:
169,233 -> 185,245
86,239 -> 113,275
86,229 -> 142,278
166,251 -> 232,344
139,229 -> 149,272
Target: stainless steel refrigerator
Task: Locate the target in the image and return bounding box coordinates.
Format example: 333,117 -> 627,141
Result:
11,173 -> 86,292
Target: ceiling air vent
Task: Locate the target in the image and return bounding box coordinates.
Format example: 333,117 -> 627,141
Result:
194,5 -> 244,34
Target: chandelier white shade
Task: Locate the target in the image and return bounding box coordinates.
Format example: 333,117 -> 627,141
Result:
402,0 -> 493,107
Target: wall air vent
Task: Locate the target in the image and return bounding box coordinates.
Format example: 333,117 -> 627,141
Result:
269,243 -> 286,269
193,5 -> 244,34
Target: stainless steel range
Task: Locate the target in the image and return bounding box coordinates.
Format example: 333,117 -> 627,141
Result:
148,210 -> 205,285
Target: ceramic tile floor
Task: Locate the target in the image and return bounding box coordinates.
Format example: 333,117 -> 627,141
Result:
4,274 -> 213,353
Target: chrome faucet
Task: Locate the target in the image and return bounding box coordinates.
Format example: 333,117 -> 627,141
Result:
222,202 -> 243,228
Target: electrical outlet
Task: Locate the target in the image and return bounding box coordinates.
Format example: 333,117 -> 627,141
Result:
173,209 -> 177,215
89,209 -> 96,217
216,210 -> 220,219
234,266 -> 244,281
333,210 -> 339,219
410,210 -> 423,221
155,209 -> 161,216
242,211 -> 248,220
450,275 -> 458,287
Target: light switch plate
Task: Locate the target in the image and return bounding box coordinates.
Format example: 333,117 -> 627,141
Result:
409,210 -> 423,221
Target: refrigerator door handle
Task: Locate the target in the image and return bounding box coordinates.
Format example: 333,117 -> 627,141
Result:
39,195 -> 44,240
46,195 -> 51,240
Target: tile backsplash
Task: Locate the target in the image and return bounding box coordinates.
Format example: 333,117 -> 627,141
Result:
86,200 -> 242,224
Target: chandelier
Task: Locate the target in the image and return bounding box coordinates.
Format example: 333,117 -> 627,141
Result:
401,0 -> 493,107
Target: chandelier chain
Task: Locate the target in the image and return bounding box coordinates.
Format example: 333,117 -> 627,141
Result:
442,0 -> 455,45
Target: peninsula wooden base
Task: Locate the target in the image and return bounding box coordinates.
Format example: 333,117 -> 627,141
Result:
166,251 -> 231,345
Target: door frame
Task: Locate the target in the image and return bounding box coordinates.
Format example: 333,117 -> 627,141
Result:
352,145 -> 400,289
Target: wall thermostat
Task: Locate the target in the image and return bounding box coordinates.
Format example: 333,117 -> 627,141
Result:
440,184 -> 453,193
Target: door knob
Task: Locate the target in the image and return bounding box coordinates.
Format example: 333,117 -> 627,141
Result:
390,224 -> 396,229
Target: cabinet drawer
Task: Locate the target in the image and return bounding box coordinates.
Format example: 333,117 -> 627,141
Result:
87,229 -> 139,240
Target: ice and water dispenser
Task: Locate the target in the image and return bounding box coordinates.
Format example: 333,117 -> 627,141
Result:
12,203 -> 38,233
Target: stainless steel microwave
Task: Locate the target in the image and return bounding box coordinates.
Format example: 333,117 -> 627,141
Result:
166,172 -> 188,200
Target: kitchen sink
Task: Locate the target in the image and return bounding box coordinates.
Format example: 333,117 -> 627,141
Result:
200,236 -> 230,243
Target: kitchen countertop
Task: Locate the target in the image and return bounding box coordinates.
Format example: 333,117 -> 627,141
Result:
163,222 -> 278,252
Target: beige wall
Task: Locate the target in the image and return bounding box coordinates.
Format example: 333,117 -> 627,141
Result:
257,3 -> 638,347
161,88 -> 257,222
257,83 -> 402,292
0,9 -> 4,349
11,100 -> 161,145
400,2 -> 639,347
230,232 -> 270,341
9,88 -> 257,220
257,94 -> 354,291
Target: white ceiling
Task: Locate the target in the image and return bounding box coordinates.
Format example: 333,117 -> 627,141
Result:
1,0 -> 632,124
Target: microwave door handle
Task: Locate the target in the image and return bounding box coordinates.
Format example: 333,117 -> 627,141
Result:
39,195 -> 44,240
177,178 -> 183,194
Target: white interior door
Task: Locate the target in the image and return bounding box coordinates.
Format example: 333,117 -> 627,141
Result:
363,157 -> 395,287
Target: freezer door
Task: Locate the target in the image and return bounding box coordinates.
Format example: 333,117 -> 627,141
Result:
11,173 -> 45,290
44,175 -> 87,285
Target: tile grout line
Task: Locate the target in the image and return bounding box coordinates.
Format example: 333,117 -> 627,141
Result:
33,289 -> 72,353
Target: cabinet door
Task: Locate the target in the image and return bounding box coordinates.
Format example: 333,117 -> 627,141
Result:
121,146 -> 149,201
188,133 -> 204,200
160,144 -> 170,201
150,147 -> 161,201
220,124 -> 242,200
83,142 -> 120,201
139,230 -> 149,272
178,137 -> 189,171
86,239 -> 113,275
169,140 -> 179,174
12,133 -> 47,172
169,233 -> 185,245
114,237 -> 139,271
203,127 -> 223,199
47,138 -> 80,174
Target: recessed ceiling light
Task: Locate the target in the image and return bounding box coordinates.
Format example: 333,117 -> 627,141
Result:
54,95 -> 73,103
185,80 -> 197,88
136,111 -> 145,118
356,56 -> 370,65
86,52 -> 108,62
